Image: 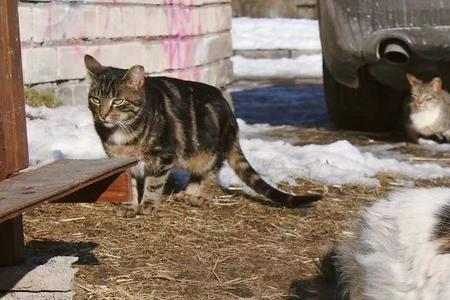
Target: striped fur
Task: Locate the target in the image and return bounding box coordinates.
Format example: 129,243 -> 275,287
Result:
84,55 -> 321,217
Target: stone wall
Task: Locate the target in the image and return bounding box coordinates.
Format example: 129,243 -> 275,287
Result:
18,0 -> 233,105
232,0 -> 317,19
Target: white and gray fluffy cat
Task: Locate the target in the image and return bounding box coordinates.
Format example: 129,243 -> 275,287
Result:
294,188 -> 450,300
405,74 -> 450,143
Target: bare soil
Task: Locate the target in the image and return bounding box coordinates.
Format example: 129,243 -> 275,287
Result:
22,124 -> 450,300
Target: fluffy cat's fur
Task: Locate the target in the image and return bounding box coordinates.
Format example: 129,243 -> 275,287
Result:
405,74 -> 450,143
84,55 -> 321,217
294,188 -> 450,300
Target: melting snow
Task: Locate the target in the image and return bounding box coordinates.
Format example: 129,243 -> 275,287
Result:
26,106 -> 450,188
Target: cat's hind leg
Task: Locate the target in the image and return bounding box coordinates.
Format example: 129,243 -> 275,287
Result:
178,153 -> 222,205
180,172 -> 218,207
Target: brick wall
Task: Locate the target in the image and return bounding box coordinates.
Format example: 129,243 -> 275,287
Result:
19,0 -> 233,105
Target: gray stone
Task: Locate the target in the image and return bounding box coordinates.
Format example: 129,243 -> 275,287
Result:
1,291 -> 74,300
0,256 -> 78,299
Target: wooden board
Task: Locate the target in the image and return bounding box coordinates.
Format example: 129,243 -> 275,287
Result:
0,215 -> 24,266
58,170 -> 132,203
0,158 -> 137,223
0,0 -> 28,180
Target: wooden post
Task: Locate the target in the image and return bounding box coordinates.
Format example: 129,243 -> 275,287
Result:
0,215 -> 24,266
0,0 -> 28,265
0,0 -> 28,179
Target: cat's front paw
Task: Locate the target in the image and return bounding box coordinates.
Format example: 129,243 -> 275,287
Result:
116,204 -> 138,218
418,138 -> 438,145
139,202 -> 158,215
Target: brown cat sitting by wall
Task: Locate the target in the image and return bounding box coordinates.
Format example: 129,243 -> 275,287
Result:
84,55 -> 321,217
405,74 -> 450,143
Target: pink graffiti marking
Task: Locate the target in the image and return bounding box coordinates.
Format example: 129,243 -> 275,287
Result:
162,0 -> 203,81
37,0 -> 203,81
42,1 -> 119,61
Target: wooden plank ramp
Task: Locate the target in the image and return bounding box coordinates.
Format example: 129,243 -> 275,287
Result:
0,158 -> 137,266
0,158 -> 137,224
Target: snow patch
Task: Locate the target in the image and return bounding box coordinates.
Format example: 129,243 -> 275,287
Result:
26,106 -> 450,188
26,105 -> 105,165
232,55 -> 323,79
219,139 -> 450,188
232,18 -> 321,51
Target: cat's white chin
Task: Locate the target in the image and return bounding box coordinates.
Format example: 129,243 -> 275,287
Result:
103,122 -> 116,128
410,105 -> 442,131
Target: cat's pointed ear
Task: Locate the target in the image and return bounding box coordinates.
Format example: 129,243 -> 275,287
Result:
406,73 -> 422,86
122,65 -> 145,90
431,77 -> 442,94
84,55 -> 103,76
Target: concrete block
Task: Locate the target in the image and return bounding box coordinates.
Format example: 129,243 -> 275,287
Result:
95,6 -> 124,39
114,42 -> 144,69
120,6 -> 139,37
200,5 -> 232,34
22,47 -> 58,84
57,45 -> 89,79
141,41 -> 170,73
83,42 -> 144,72
18,6 -> 33,42
32,4 -> 51,43
32,4 -> 97,42
156,58 -> 233,88
62,5 -> 97,40
190,32 -> 233,66
66,0 -> 230,4
154,32 -> 231,71
142,6 -> 168,37
0,256 -> 78,299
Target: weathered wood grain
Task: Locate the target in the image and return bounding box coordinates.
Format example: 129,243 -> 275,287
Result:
0,158 -> 137,223
0,215 -> 24,266
58,170 -> 132,203
0,0 -> 28,180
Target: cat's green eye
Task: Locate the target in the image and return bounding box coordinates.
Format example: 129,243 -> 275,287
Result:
113,99 -> 125,106
89,97 -> 100,105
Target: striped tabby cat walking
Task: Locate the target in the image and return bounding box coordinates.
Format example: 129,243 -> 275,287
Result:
84,55 -> 321,217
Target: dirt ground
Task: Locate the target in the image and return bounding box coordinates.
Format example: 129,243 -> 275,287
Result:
22,83 -> 450,300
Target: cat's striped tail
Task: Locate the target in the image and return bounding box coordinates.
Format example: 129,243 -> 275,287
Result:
227,143 -> 322,207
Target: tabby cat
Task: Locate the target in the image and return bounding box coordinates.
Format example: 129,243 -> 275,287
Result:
405,74 -> 450,143
293,188 -> 450,300
84,55 -> 321,217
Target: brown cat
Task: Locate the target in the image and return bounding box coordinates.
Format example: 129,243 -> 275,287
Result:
84,55 -> 321,217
